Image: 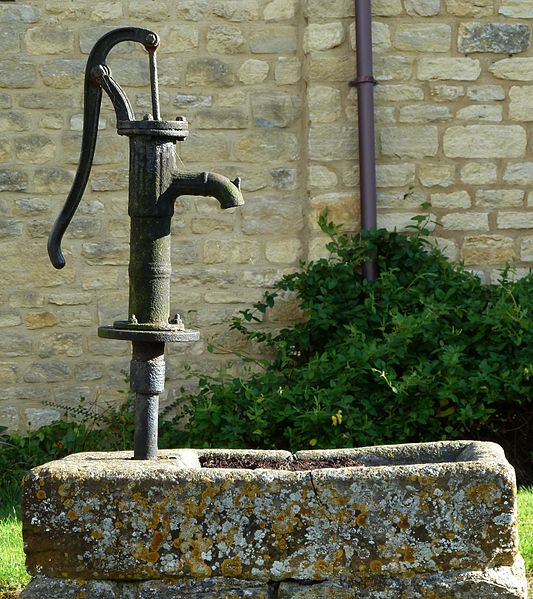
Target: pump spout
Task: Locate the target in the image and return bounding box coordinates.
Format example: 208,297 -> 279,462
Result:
165,171 -> 244,209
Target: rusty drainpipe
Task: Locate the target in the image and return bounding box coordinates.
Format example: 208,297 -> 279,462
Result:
350,0 -> 378,281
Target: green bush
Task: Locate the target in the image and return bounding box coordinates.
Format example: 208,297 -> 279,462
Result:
0,394 -> 134,488
162,214 -> 533,455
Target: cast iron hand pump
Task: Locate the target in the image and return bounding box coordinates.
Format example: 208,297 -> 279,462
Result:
48,27 -> 244,459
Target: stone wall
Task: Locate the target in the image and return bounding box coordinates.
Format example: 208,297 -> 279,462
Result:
1,0 -> 533,430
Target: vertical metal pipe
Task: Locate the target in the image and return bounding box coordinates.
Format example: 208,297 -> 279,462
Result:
351,0 -> 378,281
130,341 -> 165,459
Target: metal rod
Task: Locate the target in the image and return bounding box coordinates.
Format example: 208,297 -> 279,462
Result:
148,48 -> 161,121
130,341 -> 165,459
351,0 -> 378,282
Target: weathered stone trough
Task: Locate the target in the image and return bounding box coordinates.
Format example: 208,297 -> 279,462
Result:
20,440 -> 527,598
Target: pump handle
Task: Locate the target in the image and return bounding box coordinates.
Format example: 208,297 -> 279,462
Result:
48,27 -> 160,269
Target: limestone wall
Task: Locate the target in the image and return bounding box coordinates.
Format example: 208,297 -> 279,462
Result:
1,0 -> 533,430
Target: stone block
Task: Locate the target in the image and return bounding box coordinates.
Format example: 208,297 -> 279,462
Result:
375,84 -> 424,102
23,361 -> 69,383
207,25 -> 245,54
445,0 -> 494,17
304,23 -> 345,52
461,162 -> 497,185
25,27 -> 74,55
252,94 -> 301,128
307,54 -> 355,82
15,135 -> 55,164
504,162 -> 533,185
418,163 -> 455,188
250,27 -> 297,53
33,168 -> 74,193
81,241 -> 129,266
372,0 -> 403,15
456,104 -> 502,122
462,235 -> 515,266
38,333 -> 83,358
305,0 -> 355,18
376,164 -> 415,187
179,132 -> 230,162
309,192 -> 359,230
380,126 -> 438,158
467,84 -> 505,102
0,5 -> 40,23
265,239 -> 302,264
192,107 -> 248,129
458,23 -> 531,54
443,125 -> 526,158
404,0 -> 441,16
309,125 -> 357,161
0,169 -> 28,192
442,213 -> 489,231
418,57 -> 481,81
0,93 -> 11,109
399,104 -> 451,123
242,198 -> 303,234
22,442 -> 523,592
0,219 -> 23,239
430,84 -> 465,102
25,312 -> 59,330
270,167 -> 298,190
509,86 -> 533,121
185,58 -> 235,87
497,212 -> 533,229
175,0 -> 209,21
128,0 -> 171,20
373,55 -> 413,80
520,236 -> 533,260
40,59 -> 85,89
160,24 -> 199,53
264,0 -> 297,21
0,110 -> 31,132
236,130 -> 299,162
308,86 -> 342,123
238,59 -> 269,84
308,165 -> 338,189
490,58 -> 533,81
213,0 -> 260,21
500,0 -> 533,18
0,59 -> 36,88
203,240 -> 261,264
394,24 -> 451,52
275,57 -> 301,84
431,191 -> 472,209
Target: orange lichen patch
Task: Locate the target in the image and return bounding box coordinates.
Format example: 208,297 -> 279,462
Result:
272,510 -> 298,535
90,530 -> 103,540
150,531 -> 166,553
36,490 -> 46,500
369,559 -> 382,573
67,510 -> 78,521
146,551 -> 160,563
394,514 -> 411,530
443,531 -> 455,540
57,483 -> 71,497
398,545 -> 416,563
356,512 -> 368,526
220,556 -> 243,577
467,483 -> 498,504
64,498 -> 73,508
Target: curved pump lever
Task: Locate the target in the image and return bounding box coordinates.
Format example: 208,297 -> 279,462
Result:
48,27 -> 160,269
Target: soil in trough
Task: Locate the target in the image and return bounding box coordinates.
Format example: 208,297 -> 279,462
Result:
200,454 -> 365,471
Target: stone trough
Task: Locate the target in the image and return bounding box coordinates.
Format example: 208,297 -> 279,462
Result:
20,440 -> 528,598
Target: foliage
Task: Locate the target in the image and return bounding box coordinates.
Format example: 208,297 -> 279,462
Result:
163,213 -> 533,453
0,392 -> 135,489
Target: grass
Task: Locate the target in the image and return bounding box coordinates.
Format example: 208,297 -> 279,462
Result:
0,484 -> 531,598
0,482 -> 28,599
518,486 -> 533,575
